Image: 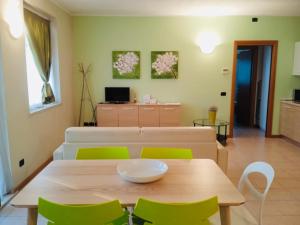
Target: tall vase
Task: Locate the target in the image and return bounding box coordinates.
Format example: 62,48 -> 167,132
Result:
208,106 -> 217,125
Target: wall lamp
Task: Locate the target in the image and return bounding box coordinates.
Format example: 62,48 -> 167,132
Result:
196,32 -> 221,54
3,0 -> 23,39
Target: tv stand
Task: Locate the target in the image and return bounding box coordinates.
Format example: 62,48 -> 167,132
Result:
110,101 -> 127,104
96,103 -> 182,127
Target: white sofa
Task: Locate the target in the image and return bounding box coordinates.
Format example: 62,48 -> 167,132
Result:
53,127 -> 228,172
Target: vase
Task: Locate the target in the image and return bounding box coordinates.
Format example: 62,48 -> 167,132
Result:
208,110 -> 217,125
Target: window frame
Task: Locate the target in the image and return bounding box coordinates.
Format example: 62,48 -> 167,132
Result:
23,4 -> 61,114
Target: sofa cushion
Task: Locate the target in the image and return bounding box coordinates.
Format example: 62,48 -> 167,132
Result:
140,127 -> 216,142
65,127 -> 140,143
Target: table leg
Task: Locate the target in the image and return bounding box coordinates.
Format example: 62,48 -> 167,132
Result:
27,208 -> 38,225
220,206 -> 231,225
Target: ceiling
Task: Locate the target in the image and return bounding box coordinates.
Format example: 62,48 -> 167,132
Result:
51,0 -> 300,16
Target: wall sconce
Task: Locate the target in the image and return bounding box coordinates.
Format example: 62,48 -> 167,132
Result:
3,0 -> 23,39
196,32 -> 221,54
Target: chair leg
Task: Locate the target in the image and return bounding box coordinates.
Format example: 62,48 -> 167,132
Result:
127,206 -> 134,225
259,201 -> 264,225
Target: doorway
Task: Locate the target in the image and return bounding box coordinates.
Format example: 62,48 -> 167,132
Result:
230,41 -> 278,137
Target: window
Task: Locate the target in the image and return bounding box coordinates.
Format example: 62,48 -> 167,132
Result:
24,7 -> 60,112
25,37 -> 44,107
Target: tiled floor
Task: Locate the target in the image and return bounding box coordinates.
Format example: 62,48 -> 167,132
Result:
1,127 -> 300,225
227,128 -> 300,225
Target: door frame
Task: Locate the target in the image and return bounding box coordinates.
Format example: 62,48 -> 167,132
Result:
229,40 -> 278,138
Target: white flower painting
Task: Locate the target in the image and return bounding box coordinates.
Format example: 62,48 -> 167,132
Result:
112,51 -> 140,79
151,51 -> 179,79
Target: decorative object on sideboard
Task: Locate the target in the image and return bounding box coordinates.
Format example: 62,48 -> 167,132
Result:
112,51 -> 140,79
208,106 -> 218,125
142,95 -> 158,104
78,63 -> 96,126
151,51 -> 179,79
143,94 -> 152,104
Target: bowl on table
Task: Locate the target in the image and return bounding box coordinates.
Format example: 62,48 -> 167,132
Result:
117,159 -> 168,183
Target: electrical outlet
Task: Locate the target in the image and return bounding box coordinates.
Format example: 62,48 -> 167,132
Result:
221,92 -> 227,96
252,17 -> 258,22
19,159 -> 25,167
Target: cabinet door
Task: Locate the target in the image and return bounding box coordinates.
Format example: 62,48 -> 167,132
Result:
118,105 -> 138,127
97,105 -> 118,127
159,105 -> 181,126
293,107 -> 300,142
139,106 -> 159,127
280,103 -> 296,138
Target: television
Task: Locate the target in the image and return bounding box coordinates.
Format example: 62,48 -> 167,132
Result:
105,87 -> 130,103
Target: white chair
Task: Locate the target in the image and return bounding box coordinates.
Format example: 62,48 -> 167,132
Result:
238,161 -> 275,225
210,161 -> 274,225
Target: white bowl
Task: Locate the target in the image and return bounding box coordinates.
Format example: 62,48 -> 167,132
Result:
117,159 -> 168,183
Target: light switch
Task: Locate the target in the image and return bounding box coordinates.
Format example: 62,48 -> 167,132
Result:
222,68 -> 230,75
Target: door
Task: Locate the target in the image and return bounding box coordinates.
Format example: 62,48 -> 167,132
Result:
230,41 -> 278,137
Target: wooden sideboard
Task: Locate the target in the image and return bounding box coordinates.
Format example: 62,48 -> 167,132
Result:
97,103 -> 181,127
280,101 -> 300,142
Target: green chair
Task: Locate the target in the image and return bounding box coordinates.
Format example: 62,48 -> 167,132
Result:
76,146 -> 130,160
38,197 -> 129,225
133,196 -> 219,225
140,147 -> 193,159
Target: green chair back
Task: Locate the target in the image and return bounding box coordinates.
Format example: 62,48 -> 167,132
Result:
38,197 -> 128,225
140,147 -> 193,159
133,196 -> 219,225
76,146 -> 130,160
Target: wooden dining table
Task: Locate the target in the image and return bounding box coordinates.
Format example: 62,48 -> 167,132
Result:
11,159 -> 245,225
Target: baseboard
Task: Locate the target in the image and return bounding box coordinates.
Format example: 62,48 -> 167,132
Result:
281,136 -> 300,147
269,134 -> 282,138
12,156 -> 53,193
0,193 -> 14,208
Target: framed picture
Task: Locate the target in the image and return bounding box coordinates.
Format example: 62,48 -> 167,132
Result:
151,51 -> 179,79
112,51 -> 140,79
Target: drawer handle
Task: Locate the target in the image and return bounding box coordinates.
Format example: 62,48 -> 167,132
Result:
122,107 -> 135,110
143,108 -> 155,110
102,108 -> 113,110
163,108 -> 176,110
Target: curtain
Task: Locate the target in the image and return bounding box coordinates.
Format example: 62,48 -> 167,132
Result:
24,9 -> 55,104
0,54 -> 13,204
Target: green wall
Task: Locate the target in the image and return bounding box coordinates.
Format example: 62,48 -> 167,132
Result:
73,16 -> 300,134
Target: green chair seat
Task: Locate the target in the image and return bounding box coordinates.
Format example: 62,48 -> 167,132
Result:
140,147 -> 193,159
76,146 -> 130,160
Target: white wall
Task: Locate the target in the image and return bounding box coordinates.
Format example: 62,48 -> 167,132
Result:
259,46 -> 272,130
0,0 -> 75,188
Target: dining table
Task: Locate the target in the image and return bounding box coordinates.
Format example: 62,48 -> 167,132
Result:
10,159 -> 245,225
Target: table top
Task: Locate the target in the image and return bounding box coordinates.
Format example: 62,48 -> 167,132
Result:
11,159 -> 245,208
193,119 -> 229,126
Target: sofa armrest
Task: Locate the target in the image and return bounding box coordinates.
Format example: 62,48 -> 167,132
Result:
53,144 -> 64,160
216,141 -> 228,174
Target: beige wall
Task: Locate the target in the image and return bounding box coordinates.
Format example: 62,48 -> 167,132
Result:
0,0 -> 75,188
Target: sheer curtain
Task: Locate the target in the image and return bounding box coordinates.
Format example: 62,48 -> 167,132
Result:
0,47 -> 13,205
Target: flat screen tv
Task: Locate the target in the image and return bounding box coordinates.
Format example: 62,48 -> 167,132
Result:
105,87 -> 130,103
